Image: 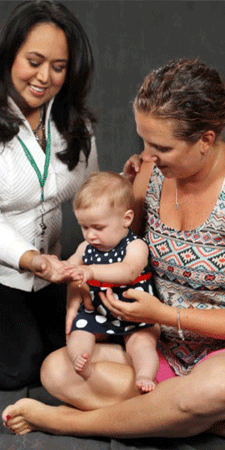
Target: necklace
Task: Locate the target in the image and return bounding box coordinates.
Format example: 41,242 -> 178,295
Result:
174,151 -> 222,210
32,105 -> 46,149
175,188 -> 180,210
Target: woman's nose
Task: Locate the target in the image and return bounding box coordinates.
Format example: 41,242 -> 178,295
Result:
36,63 -> 50,84
142,148 -> 158,163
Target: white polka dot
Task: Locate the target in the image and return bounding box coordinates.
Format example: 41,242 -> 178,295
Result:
111,320 -> 121,327
139,322 -> 146,327
84,258 -> 88,263
97,257 -> 101,262
84,309 -> 94,314
88,249 -> 92,253
95,315 -> 107,323
90,292 -> 95,301
125,325 -> 135,332
148,286 -> 153,294
106,330 -> 115,334
113,293 -> 119,300
109,259 -> 113,263
104,252 -> 109,256
76,319 -> 88,328
117,258 -> 122,262
135,286 -> 144,291
97,305 -> 107,316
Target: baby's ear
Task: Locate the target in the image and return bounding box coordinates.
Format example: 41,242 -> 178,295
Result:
123,209 -> 134,228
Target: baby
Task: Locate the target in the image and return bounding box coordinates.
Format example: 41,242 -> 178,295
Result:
67,172 -> 160,393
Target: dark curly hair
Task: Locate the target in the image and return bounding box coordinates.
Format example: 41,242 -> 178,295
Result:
0,0 -> 96,170
134,58 -> 225,143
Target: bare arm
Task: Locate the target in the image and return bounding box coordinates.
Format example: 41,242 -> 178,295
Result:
131,160 -> 154,235
66,281 -> 93,340
65,240 -> 94,338
67,241 -> 87,266
69,239 -> 149,286
100,288 -> 225,340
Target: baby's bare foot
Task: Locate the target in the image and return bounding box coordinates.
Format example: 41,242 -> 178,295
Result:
74,352 -> 89,372
74,352 -> 91,379
136,378 -> 156,394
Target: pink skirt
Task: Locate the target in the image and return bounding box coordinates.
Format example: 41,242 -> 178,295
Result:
155,348 -> 225,383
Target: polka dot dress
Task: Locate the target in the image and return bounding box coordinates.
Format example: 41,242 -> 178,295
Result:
71,229 -> 154,336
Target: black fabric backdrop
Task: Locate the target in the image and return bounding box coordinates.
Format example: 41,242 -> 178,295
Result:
1,0 -> 225,256
1,1 -> 225,448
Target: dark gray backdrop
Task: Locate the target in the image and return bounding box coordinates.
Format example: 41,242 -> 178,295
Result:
1,1 -> 225,257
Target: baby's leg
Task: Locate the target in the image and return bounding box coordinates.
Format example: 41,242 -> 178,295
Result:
67,330 -> 95,380
125,326 -> 160,393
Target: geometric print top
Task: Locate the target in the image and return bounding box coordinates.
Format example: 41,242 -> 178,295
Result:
71,229 -> 153,336
145,165 -> 225,376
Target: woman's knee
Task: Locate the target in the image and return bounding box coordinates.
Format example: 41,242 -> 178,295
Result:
179,359 -> 225,417
40,348 -> 68,393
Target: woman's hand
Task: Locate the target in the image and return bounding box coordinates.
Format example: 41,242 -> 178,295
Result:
123,154 -> 142,183
123,152 -> 153,183
20,251 -> 74,283
31,253 -> 75,283
99,288 -> 167,324
66,283 -> 94,341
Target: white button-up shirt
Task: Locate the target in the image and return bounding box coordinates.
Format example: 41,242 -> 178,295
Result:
0,98 -> 98,291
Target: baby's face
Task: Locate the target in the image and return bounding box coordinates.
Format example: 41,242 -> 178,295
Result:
75,201 -> 129,252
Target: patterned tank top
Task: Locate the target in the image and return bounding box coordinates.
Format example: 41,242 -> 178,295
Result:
145,165 -> 225,376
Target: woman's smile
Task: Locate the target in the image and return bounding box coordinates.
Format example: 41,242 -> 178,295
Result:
28,84 -> 47,95
11,23 -> 68,113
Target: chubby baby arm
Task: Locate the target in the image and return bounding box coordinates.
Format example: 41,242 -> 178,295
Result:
66,281 -> 94,341
75,239 -> 149,286
69,265 -> 95,286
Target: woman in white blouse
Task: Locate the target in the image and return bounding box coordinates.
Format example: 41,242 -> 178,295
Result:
0,1 -> 98,389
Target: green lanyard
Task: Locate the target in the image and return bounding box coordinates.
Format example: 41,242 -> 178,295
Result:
17,120 -> 51,203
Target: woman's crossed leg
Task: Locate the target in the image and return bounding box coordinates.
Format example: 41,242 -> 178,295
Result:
2,346 -> 225,438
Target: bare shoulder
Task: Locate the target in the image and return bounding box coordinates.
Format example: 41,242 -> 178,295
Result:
67,240 -> 88,264
126,237 -> 149,257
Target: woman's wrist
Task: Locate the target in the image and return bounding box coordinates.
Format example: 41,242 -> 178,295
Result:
156,302 -> 178,327
19,250 -> 40,271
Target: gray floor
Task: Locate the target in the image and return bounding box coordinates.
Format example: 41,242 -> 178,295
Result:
1,386 -> 225,450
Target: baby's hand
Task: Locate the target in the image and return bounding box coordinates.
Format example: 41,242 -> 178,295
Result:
70,265 -> 94,286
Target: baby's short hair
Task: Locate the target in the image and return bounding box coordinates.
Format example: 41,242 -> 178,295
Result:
73,172 -> 134,212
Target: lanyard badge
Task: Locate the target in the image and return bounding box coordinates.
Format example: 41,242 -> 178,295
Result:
17,120 -> 51,253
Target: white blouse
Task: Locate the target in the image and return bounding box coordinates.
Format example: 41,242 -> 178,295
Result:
0,98 -> 98,291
